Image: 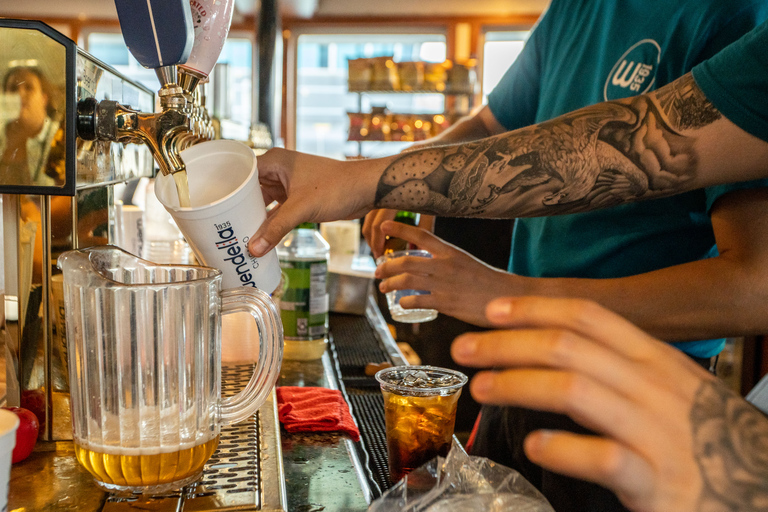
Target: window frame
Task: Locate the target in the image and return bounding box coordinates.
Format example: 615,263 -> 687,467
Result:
477,23 -> 535,104
79,25 -> 256,129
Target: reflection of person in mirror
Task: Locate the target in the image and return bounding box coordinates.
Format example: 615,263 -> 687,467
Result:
0,66 -> 64,187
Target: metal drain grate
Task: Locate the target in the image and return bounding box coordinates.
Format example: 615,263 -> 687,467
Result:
330,314 -> 392,376
345,390 -> 392,492
328,314 -> 395,496
191,364 -> 261,498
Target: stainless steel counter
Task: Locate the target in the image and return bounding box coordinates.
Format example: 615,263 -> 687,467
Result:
279,294 -> 407,511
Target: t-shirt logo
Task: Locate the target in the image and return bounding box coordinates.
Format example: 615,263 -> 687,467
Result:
603,39 -> 661,101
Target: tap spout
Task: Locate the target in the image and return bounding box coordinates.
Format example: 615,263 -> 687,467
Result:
77,97 -> 192,176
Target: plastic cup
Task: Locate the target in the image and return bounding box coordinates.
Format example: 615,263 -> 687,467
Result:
375,249 -> 438,323
155,139 -> 281,292
375,365 -> 467,483
0,410 -> 19,509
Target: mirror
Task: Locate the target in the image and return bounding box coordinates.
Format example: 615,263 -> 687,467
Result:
0,23 -> 73,194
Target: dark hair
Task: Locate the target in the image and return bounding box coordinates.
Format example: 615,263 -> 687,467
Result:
2,66 -> 60,119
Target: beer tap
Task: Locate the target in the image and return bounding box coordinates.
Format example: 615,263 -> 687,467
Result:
77,0 -> 235,177
76,0 -> 193,176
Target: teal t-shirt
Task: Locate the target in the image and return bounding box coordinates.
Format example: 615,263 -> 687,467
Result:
693,20 -> 768,143
488,0 -> 768,357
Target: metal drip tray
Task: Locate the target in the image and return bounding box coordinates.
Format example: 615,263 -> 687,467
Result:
104,363 -> 287,511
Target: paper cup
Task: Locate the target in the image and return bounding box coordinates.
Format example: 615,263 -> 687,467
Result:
0,410 -> 19,510
155,140 -> 281,292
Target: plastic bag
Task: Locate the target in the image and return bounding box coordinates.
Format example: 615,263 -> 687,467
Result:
368,440 -> 554,512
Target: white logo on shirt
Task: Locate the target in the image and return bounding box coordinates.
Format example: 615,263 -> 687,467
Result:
604,39 -> 661,101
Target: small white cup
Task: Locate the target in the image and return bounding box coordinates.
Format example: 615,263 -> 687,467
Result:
0,410 -> 19,510
120,205 -> 145,259
375,249 -> 438,323
155,140 -> 281,292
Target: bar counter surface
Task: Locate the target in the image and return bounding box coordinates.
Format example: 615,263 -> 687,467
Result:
7,295 -> 404,511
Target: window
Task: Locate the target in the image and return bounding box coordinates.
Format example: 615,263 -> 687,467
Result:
295,33 -> 446,159
481,31 -> 530,103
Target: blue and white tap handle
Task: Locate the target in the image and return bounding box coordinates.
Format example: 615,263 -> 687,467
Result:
114,0 -> 194,71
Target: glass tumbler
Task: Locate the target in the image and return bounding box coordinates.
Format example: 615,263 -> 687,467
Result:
57,245 -> 283,494
375,249 -> 438,323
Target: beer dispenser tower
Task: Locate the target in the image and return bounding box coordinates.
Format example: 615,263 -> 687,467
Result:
1,1 -> 287,510
2,0 -> 237,443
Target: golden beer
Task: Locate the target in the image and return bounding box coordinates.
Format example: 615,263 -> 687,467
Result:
74,436 -> 219,489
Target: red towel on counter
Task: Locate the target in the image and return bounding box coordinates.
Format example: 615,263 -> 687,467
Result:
276,386 -> 360,442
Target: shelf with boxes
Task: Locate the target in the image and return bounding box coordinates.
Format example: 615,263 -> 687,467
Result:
346,57 -> 476,155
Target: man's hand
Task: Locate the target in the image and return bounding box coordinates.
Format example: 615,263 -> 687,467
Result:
451,296 -> 768,512
249,148 -> 382,256
374,221 -> 521,326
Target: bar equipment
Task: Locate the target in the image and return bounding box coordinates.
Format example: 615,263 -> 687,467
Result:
1,7 -> 288,510
2,0 -> 240,441
0,18 -> 156,441
78,0 -> 201,178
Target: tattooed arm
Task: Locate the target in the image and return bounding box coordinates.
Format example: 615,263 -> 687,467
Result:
249,72 -> 768,256
362,105 -> 507,257
450,296 -> 768,512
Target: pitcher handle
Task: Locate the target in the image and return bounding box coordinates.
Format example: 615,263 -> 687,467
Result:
219,287 -> 283,424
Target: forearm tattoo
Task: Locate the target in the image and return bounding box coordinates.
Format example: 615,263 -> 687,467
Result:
373,73 -> 722,217
691,380 -> 768,511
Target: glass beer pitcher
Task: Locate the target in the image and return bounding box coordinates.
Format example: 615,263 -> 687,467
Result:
57,246 -> 283,494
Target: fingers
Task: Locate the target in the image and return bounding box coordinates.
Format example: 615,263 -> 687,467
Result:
482,296 -> 665,361
451,327 -> 646,399
362,212 -> 376,251
467,368 -> 650,444
248,198 -> 305,256
523,430 -> 655,510
376,252 -> 436,281
363,210 -> 398,258
379,272 -> 434,294
397,292 -> 440,311
380,221 -> 452,255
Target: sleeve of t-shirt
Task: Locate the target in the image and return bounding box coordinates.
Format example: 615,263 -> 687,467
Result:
486,5 -> 552,131
693,20 -> 768,143
693,20 -> 768,212
695,1 -> 768,62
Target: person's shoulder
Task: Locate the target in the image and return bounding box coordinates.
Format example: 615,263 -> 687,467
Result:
690,0 -> 768,19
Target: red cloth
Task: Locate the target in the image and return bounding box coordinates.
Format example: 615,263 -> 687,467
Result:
465,411 -> 482,453
276,386 -> 360,442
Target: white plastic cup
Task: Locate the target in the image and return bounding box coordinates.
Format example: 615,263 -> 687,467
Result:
0,410 -> 19,510
120,205 -> 145,259
155,139 -> 281,292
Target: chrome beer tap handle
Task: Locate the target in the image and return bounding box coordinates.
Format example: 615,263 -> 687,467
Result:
77,94 -> 191,176
89,0 -> 197,175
